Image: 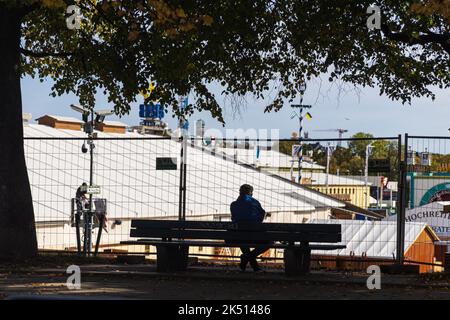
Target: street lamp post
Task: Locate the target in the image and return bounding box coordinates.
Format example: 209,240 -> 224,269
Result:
365,143 -> 373,209
291,83 -> 311,184
325,144 -> 334,193
86,110 -> 95,255
70,104 -> 113,256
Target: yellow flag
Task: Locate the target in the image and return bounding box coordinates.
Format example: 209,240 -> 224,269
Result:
140,81 -> 156,99
305,112 -> 312,120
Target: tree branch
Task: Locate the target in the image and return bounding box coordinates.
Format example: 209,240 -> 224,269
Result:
381,24 -> 450,54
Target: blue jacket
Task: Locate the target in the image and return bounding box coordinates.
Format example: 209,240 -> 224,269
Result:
230,195 -> 266,223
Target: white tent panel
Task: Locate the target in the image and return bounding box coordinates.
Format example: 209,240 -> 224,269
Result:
24,124 -> 352,226
309,219 -> 431,259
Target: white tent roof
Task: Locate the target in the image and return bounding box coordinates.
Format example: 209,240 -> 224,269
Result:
24,123 -> 345,223
309,219 -> 438,258
272,171 -> 370,186
215,147 -> 325,170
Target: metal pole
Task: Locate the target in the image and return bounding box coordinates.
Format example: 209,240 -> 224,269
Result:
325,145 -> 330,193
182,136 -> 187,221
397,133 -> 408,265
297,106 -> 303,184
87,111 -> 94,256
376,173 -> 380,209
178,136 -> 184,221
290,88 -> 310,184
380,175 -> 384,209
365,144 -> 370,209
396,134 -> 402,264
75,210 -> 81,256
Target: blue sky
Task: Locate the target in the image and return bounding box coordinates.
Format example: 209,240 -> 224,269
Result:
21,75 -> 449,139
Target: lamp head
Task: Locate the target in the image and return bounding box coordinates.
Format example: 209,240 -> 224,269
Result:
94,109 -> 114,124
70,104 -> 91,123
95,109 -> 114,117
70,104 -> 88,114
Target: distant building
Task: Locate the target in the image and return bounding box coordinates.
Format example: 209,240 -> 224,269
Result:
213,144 -> 374,209
95,120 -> 127,134
130,118 -> 169,136
36,115 -> 83,131
216,146 -> 326,173
274,171 -> 373,209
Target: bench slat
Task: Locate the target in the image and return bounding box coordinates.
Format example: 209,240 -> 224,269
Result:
131,220 -> 341,233
130,228 -> 341,243
120,239 -> 346,251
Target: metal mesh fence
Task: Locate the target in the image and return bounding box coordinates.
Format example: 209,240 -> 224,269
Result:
23,133 -> 445,272
25,137 -> 181,252
404,135 -> 450,272
182,136 -> 402,265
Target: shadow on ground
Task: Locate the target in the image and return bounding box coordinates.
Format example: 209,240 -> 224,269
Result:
0,262 -> 449,300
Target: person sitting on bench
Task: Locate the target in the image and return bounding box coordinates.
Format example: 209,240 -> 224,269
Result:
230,184 -> 270,272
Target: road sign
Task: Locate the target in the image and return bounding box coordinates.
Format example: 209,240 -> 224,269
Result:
139,103 -> 164,119
368,159 -> 391,173
420,152 -> 431,166
87,185 -> 101,194
291,104 -> 312,109
156,157 -> 177,170
407,149 -> 415,165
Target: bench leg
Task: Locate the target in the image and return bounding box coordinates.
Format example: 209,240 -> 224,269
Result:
176,244 -> 189,271
156,244 -> 189,272
284,247 -> 311,276
300,248 -> 311,274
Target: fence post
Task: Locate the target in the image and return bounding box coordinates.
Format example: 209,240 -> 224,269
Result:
182,136 -> 187,221
178,136 -> 185,221
396,134 -> 407,265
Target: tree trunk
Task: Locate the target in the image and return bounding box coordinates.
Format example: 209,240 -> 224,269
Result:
0,8 -> 38,259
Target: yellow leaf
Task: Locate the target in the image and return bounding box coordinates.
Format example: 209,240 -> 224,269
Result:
176,8 -> 187,18
202,15 -> 214,26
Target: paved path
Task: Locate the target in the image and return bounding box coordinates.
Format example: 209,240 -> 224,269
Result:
0,264 -> 449,300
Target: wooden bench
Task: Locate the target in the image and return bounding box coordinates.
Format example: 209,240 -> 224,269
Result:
121,220 -> 346,276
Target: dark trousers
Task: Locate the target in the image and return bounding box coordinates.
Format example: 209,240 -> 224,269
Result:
240,245 -> 270,262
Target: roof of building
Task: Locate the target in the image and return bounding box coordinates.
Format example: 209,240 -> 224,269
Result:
347,175 -> 398,191
309,219 -> 439,258
101,120 -> 127,127
271,171 -> 371,186
215,147 -> 326,170
24,122 -> 346,223
36,115 -> 84,124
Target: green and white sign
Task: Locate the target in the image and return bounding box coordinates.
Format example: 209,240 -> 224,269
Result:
420,183 -> 450,206
87,185 -> 101,194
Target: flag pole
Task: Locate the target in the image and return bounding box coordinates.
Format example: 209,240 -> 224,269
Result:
291,83 -> 311,184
